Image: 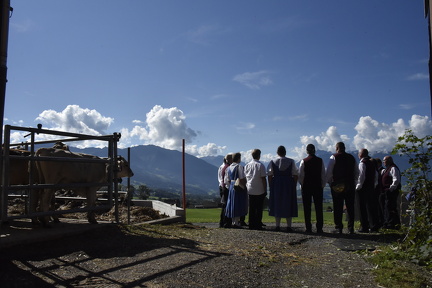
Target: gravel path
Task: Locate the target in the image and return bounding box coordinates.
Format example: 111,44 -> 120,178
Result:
0,222 -> 399,287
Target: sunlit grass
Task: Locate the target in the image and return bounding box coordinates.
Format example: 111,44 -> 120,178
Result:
186,203 -> 335,225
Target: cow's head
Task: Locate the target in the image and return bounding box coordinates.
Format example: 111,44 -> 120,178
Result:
116,156 -> 134,178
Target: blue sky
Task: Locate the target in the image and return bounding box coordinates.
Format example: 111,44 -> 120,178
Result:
4,0 -> 432,163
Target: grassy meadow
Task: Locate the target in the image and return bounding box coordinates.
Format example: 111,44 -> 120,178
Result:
186,203 -> 335,225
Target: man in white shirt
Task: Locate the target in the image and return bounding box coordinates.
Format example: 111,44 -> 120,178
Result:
355,148 -> 379,233
244,149 -> 267,230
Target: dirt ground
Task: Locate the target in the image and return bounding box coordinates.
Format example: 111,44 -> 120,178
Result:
0,221 -> 406,288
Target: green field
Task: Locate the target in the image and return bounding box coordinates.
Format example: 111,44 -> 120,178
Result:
186,203 -> 335,225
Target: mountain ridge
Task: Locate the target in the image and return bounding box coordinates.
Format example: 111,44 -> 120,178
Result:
68,145 -> 413,197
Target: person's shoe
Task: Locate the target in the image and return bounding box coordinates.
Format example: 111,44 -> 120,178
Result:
286,227 -> 294,233
250,226 -> 263,231
275,226 -> 281,232
370,228 -> 380,233
260,222 -> 266,227
239,221 -> 248,226
305,228 -> 313,233
232,224 -> 242,229
223,223 -> 232,228
348,228 -> 355,234
357,228 -> 370,233
316,228 -> 324,234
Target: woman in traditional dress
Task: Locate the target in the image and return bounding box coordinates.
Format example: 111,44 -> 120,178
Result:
267,146 -> 299,232
224,152 -> 248,228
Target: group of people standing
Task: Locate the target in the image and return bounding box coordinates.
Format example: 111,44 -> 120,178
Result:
217,142 -> 402,234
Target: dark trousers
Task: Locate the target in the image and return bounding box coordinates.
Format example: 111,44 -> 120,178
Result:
219,186 -> 231,227
357,187 -> 380,230
376,190 -> 385,227
301,188 -> 323,231
383,189 -> 400,228
248,193 -> 265,229
331,184 -> 355,231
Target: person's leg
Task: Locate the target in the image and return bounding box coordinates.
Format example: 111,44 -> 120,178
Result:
256,193 -> 265,227
302,189 -> 312,232
248,194 -> 258,229
286,217 -> 293,232
386,190 -> 400,229
332,190 -> 344,232
345,188 -> 356,234
275,217 -> 281,231
232,217 -> 240,227
313,189 -> 324,232
357,189 -> 370,232
366,189 -> 380,231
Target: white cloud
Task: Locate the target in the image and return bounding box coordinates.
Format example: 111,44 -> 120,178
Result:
352,115 -> 432,153
233,70 -> 273,89
36,105 -> 113,135
126,105 -> 219,157
187,143 -> 226,157
144,105 -> 197,148
11,19 -> 34,33
406,73 -> 429,81
236,122 -> 255,131
299,126 -> 351,153
15,105 -> 115,148
186,24 -> 221,45
4,105 -> 115,148
295,115 -> 432,160
399,104 -> 415,110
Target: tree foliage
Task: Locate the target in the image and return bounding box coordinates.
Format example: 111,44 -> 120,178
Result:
392,129 -> 432,267
136,184 -> 151,200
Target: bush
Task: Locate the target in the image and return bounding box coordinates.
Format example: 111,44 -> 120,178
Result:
392,129 -> 432,267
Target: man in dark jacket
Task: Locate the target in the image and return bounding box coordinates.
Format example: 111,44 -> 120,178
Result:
326,142 -> 358,234
298,144 -> 326,233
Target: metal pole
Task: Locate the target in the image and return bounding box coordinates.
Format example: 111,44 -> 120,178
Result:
428,2 -> 432,116
0,0 -> 11,226
0,0 -> 10,145
182,139 -> 186,215
127,147 -> 131,225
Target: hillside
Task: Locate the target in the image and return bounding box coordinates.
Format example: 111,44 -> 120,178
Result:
71,145 -> 219,196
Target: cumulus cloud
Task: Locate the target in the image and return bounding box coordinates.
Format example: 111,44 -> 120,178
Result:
143,105 -> 197,148
36,105 -> 113,135
8,104 -> 221,157
299,126 -> 351,152
28,105 -> 114,148
233,70 -> 273,89
125,105 -> 222,157
294,115 -> 432,160
186,143 -> 226,157
4,105 -> 116,148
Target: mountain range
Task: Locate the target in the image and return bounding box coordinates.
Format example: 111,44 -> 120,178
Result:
69,145 -> 413,197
